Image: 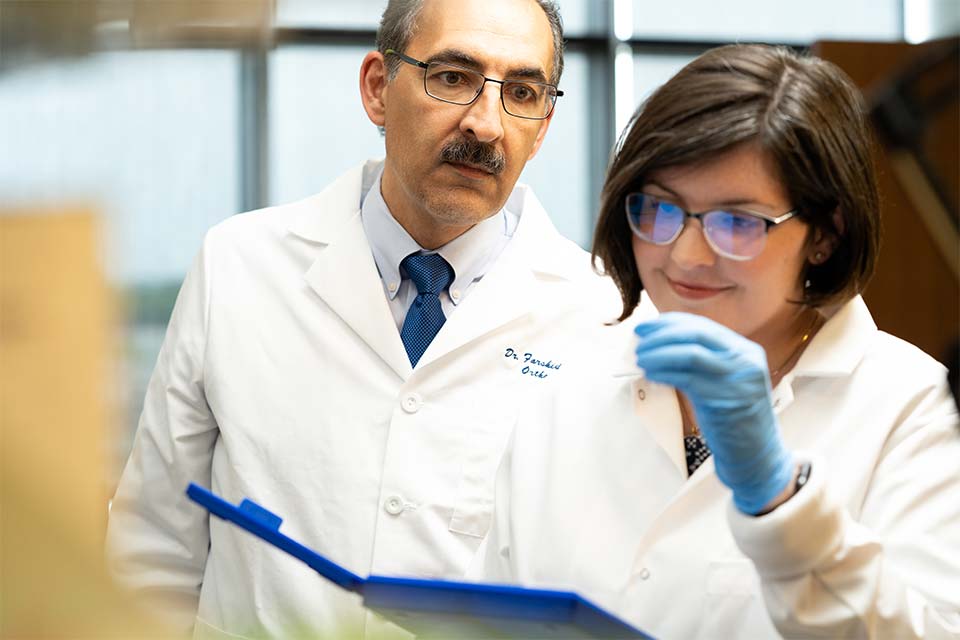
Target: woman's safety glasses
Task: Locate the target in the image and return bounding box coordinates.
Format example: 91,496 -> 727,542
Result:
625,192 -> 797,261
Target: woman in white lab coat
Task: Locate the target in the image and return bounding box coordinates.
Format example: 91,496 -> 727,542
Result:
479,44 -> 960,638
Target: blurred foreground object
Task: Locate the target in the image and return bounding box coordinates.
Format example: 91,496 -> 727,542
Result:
0,0 -> 274,72
814,38 -> 959,362
0,210 -> 168,637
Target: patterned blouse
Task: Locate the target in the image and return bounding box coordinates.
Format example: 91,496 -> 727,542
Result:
684,434 -> 711,477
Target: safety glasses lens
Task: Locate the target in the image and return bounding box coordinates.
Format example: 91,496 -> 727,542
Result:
626,194 -> 683,244
703,211 -> 766,260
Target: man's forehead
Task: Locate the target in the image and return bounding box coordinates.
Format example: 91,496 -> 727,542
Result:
409,0 -> 555,77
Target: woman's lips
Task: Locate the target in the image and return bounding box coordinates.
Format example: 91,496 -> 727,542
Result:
666,276 -> 733,300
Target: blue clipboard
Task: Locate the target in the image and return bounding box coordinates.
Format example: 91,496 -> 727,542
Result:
186,483 -> 652,639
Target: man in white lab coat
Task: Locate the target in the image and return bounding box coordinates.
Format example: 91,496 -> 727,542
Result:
105,0 -> 622,637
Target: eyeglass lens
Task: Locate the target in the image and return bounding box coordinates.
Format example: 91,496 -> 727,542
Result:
626,193 -> 768,260
424,62 -> 556,119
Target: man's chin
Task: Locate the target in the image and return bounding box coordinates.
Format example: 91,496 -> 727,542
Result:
423,190 -> 504,226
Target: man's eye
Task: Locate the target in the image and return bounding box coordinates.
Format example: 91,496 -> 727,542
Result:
507,84 -> 538,102
439,71 -> 466,85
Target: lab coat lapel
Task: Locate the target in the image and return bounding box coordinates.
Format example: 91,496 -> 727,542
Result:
416,243 -> 537,369
302,212 -> 412,380
414,186 -> 569,370
632,379 -> 687,477
625,379 -> 729,553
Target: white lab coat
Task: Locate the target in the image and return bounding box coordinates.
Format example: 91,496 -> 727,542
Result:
481,296 -> 960,639
105,159 -> 625,639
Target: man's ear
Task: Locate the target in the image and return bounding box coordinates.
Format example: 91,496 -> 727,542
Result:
526,108 -> 555,161
359,51 -> 389,127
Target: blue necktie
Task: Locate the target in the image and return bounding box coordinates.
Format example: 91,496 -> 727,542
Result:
400,253 -> 454,367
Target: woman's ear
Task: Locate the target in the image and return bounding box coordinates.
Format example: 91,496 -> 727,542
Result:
809,209 -> 843,265
359,51 -> 388,127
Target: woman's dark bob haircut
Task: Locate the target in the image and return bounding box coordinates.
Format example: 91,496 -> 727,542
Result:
593,44 -> 880,321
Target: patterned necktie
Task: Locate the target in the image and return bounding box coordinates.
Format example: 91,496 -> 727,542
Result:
400,253 -> 454,367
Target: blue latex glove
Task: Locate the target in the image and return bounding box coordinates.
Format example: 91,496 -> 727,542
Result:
634,312 -> 795,514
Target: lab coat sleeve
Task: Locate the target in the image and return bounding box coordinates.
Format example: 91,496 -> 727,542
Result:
105,238 -> 219,635
728,382 -> 960,639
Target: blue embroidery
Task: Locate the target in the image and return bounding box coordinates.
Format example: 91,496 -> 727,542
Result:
504,347 -> 562,380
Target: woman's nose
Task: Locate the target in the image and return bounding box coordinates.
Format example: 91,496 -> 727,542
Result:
669,219 -> 717,269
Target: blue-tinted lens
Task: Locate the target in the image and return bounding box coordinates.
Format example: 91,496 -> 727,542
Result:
703,210 -> 767,259
626,194 -> 684,244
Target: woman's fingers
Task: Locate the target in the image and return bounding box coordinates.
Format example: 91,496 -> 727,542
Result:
636,313 -> 758,354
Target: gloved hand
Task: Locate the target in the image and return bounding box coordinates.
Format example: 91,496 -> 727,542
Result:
634,312 -> 795,514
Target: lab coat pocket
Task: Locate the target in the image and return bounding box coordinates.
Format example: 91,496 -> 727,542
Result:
193,616 -> 253,639
701,560 -> 769,638
449,418 -> 514,538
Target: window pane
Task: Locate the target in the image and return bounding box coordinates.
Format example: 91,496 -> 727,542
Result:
633,53 -> 696,107
0,50 -> 240,284
555,0 -> 608,38
520,50 -> 596,248
275,0 -> 385,29
269,45 -> 385,205
905,0 -> 960,43
631,0 -> 901,43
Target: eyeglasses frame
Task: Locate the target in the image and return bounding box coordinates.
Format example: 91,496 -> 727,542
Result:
385,49 -> 563,121
624,192 -> 798,261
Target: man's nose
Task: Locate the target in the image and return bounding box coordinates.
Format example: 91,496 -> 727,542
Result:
460,82 -> 505,144
670,219 -> 717,269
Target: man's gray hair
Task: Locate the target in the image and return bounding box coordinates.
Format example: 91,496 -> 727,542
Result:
376,0 -> 565,86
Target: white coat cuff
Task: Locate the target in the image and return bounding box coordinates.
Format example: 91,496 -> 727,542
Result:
726,453 -> 844,579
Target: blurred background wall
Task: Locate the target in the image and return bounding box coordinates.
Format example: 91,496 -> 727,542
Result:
0,1 -> 957,632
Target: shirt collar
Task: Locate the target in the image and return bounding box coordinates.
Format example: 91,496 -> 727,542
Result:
360,165 -> 512,304
360,168 -> 420,297
782,295 -> 877,381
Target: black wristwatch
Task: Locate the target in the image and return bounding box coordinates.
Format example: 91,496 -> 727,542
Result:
794,461 -> 813,494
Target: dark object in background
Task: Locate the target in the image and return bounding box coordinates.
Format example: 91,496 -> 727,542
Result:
946,338 -> 960,415
869,38 -> 959,280
814,39 -> 958,365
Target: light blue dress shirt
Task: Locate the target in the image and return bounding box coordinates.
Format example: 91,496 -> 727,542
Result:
360,166 -> 518,330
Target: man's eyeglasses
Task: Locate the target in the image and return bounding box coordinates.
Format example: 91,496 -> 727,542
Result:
386,49 -> 562,121
625,192 -> 798,261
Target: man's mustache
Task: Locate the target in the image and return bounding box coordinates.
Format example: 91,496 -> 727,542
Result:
440,139 -> 506,176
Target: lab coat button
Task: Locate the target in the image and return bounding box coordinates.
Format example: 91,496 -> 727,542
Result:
387,282 -> 398,293
384,496 -> 404,515
637,388 -> 646,400
638,567 -> 651,580
451,289 -> 461,301
401,393 -> 422,413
